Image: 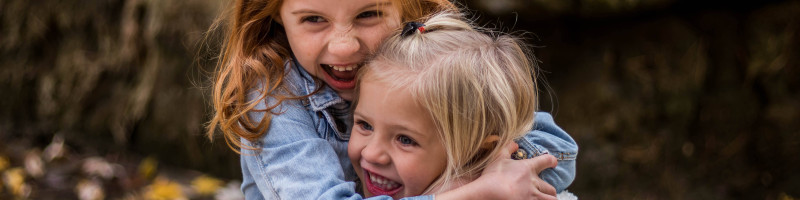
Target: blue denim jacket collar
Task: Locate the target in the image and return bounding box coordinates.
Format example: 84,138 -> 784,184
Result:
290,59 -> 351,140
292,59 -> 347,112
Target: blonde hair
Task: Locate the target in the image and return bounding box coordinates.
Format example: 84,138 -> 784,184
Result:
353,11 -> 539,193
205,0 -> 458,152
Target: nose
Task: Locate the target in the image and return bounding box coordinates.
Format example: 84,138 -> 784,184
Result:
327,27 -> 360,58
361,137 -> 391,166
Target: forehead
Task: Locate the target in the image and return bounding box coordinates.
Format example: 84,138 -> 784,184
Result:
357,79 -> 435,132
357,77 -> 422,116
363,58 -> 425,86
280,0 -> 399,12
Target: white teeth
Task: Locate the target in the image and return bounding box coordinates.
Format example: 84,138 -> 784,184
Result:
327,64 -> 358,72
368,172 -> 400,190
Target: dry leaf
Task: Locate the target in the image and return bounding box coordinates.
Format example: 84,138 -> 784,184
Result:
75,179 -> 105,200
24,150 -> 45,178
83,157 -> 115,179
138,156 -> 158,180
43,134 -> 67,161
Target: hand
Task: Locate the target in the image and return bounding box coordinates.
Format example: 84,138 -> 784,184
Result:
434,142 -> 559,200
480,142 -> 559,199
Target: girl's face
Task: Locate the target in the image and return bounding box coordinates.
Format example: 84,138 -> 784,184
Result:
348,79 -> 447,198
279,0 -> 401,100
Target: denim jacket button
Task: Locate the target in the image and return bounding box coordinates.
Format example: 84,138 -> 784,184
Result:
511,148 -> 528,160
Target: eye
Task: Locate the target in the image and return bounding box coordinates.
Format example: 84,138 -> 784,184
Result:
356,120 -> 373,131
356,10 -> 382,19
301,16 -> 326,23
396,135 -> 418,146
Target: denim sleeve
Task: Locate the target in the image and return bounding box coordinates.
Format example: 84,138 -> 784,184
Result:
515,112 -> 578,192
239,98 -> 432,200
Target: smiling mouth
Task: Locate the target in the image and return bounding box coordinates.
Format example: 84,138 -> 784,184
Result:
321,64 -> 361,81
364,169 -> 403,196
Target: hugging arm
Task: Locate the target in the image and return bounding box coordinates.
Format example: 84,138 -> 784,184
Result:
239,103 -> 572,199
239,97 -> 433,200
516,112 -> 579,192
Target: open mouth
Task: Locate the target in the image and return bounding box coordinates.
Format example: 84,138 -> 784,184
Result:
320,63 -> 361,90
364,169 -> 403,196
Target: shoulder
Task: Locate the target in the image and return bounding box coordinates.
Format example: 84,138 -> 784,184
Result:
518,112 -> 578,159
246,91 -> 321,144
246,60 -> 312,113
243,64 -> 323,146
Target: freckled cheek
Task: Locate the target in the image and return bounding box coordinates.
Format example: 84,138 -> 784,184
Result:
301,38 -> 323,56
362,27 -> 394,50
362,36 -> 383,52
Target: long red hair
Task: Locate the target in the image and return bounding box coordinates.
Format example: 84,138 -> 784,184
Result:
206,0 -> 458,152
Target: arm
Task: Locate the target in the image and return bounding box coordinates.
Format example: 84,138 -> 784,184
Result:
515,112 -> 578,192
239,97 -> 431,200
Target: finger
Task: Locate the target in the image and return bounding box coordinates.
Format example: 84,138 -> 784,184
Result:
536,178 -> 557,196
531,189 -> 558,200
528,154 -> 558,174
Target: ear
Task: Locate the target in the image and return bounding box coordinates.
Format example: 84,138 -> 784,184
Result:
479,135 -> 500,150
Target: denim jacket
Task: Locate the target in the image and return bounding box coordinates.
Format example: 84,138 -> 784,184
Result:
239,60 -> 578,200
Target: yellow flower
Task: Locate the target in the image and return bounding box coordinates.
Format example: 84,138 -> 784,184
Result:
145,177 -> 187,200
191,175 -> 223,196
3,167 -> 32,198
138,156 -> 158,180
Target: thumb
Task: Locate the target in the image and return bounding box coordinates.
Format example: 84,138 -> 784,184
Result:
528,154 -> 558,174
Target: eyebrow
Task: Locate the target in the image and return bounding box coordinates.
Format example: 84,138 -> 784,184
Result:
290,1 -> 393,15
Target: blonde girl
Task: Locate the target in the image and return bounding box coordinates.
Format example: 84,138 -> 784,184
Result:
206,0 -> 576,199
349,11 -> 576,199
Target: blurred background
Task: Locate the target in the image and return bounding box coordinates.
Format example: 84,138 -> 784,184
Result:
1,0 -> 798,199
